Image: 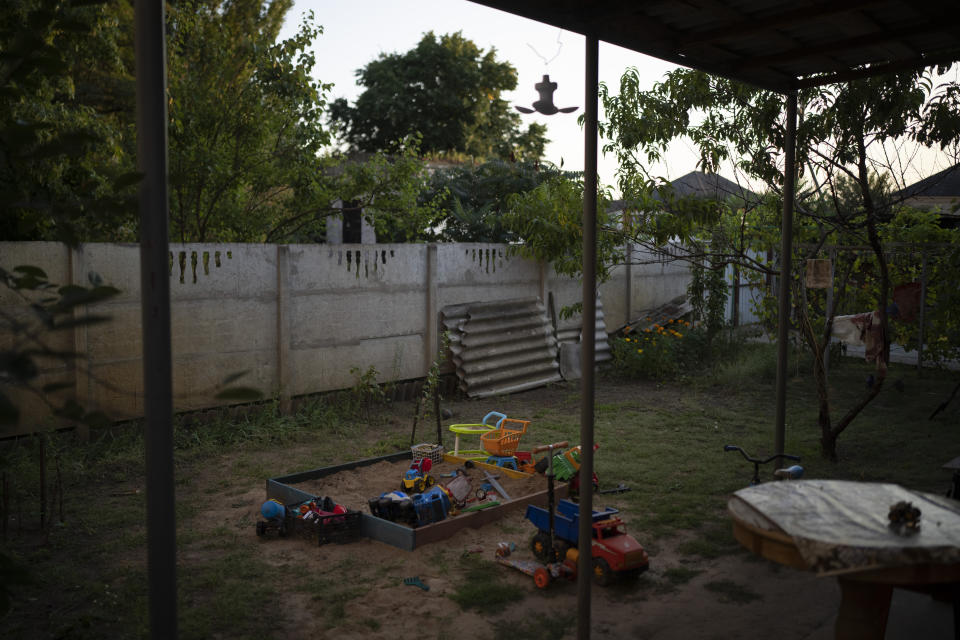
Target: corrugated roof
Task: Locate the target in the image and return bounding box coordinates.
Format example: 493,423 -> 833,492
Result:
466,1 -> 960,93
441,298 -> 562,398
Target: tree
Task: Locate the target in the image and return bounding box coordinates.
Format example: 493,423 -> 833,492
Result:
600,65 -> 960,459
0,0 -> 138,244
419,159 -> 564,242
328,31 -> 548,161
503,173 -> 621,286
167,0 -> 333,242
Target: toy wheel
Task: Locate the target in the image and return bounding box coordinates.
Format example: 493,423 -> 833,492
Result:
414,479 -> 425,493
553,540 -> 571,562
530,533 -> 550,562
475,488 -> 487,501
592,557 -> 612,586
533,567 -> 550,589
256,521 -> 265,536
426,475 -> 436,488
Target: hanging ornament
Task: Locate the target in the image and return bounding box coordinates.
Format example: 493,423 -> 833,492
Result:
515,75 -> 578,115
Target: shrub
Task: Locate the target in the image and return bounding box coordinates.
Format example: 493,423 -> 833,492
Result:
611,319 -> 694,380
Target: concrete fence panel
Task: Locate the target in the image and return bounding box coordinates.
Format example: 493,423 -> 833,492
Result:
1,241 -> 691,436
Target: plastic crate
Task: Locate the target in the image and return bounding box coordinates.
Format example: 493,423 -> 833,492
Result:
411,442 -> 444,466
314,510 -> 361,545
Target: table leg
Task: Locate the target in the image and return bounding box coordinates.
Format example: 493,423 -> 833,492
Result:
835,577 -> 892,640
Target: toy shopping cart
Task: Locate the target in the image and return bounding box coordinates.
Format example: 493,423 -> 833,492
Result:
448,411 -> 506,461
481,418 -> 530,457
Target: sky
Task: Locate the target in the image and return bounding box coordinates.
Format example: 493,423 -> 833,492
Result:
280,0 -> 957,196
279,0 -> 702,192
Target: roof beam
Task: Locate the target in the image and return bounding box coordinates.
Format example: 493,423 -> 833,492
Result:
737,21 -> 955,70
678,0 -> 881,48
793,52 -> 960,89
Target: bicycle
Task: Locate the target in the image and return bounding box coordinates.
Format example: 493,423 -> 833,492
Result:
723,445 -> 804,486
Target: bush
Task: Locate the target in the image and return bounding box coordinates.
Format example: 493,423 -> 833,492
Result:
611,319 -> 750,380
611,319 -> 694,379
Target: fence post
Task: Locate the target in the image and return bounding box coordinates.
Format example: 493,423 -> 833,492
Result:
425,244 -> 439,375
276,245 -> 292,414
731,264 -> 740,327
917,251 -> 928,375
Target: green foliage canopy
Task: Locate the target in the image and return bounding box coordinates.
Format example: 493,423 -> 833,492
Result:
167,0 -> 332,242
328,31 -> 548,161
1,0 -> 138,244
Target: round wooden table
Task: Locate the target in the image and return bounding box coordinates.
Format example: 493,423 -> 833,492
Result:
728,482 -> 960,640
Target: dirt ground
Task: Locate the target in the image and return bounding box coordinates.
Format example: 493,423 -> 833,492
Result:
194,380 -> 953,640
218,449 -> 845,639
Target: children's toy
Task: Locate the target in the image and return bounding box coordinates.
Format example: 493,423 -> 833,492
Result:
494,441 -> 575,589
411,442 -> 444,466
411,485 -> 450,525
401,457 -> 436,493
448,411 -> 505,460
514,451 -> 537,474
256,499 -> 289,537
443,471 -> 473,506
485,455 -> 519,471
481,418 -> 530,457
369,485 -> 451,528
542,444 -> 599,495
525,499 -> 649,585
257,496 -> 360,545
403,576 -> 429,591
481,470 -> 511,501
495,538 -> 573,589
369,490 -> 417,526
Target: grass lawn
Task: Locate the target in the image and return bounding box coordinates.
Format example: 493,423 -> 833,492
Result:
1,342 -> 957,638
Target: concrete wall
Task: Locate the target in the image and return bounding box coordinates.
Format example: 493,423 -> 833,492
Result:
1,241 -> 691,435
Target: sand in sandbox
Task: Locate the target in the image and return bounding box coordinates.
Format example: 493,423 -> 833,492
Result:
291,458 -> 550,522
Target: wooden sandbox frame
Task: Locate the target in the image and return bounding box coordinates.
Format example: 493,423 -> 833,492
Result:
265,451 -> 567,551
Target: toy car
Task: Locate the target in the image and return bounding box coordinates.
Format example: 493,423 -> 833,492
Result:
401,458 -> 436,493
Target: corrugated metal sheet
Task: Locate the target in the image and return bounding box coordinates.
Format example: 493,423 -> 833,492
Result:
555,296 -> 611,364
441,298 -> 561,398
621,296 -> 694,333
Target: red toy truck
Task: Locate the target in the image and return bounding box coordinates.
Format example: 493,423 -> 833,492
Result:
525,498 -> 649,585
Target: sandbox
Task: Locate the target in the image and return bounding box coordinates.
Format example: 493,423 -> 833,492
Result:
265,451 -> 567,551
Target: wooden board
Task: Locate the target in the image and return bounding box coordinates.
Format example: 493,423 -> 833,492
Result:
266,450 -> 567,551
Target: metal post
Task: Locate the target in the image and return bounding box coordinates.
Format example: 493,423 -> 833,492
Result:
135,0 -> 177,636
824,249 -> 836,382
774,91 -> 798,457
577,33 -> 599,640
918,251 -> 927,374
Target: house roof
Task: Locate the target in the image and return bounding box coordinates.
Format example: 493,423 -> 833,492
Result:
466,1 -> 960,94
608,171 -> 761,211
897,164 -> 960,198
670,171 -> 761,204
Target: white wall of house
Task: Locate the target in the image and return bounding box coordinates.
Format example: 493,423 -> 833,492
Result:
1,241 -> 691,435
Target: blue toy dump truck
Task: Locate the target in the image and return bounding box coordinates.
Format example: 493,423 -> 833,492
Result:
525,498 -> 649,585
368,485 -> 450,527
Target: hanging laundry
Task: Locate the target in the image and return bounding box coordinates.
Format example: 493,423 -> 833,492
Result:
832,311 -> 887,374
832,313 -> 868,346
891,282 -> 922,323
